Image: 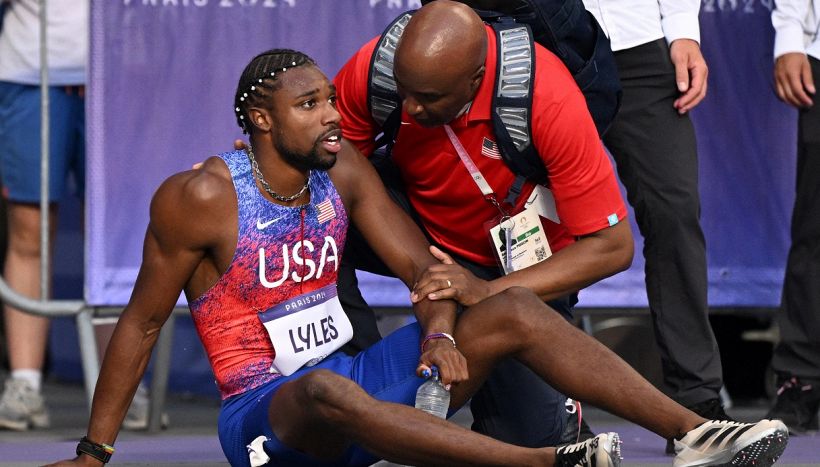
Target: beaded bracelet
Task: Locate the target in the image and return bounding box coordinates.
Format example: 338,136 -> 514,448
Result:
421,332 -> 457,353
76,436 -> 115,464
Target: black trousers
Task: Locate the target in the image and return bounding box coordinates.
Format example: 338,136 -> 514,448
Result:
603,39 -> 723,406
771,56 -> 820,381
337,155 -> 572,447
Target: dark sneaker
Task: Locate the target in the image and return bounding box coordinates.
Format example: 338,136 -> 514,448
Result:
765,376 -> 820,434
555,432 -> 621,467
672,419 -> 788,467
666,398 -> 733,455
559,398 -> 596,445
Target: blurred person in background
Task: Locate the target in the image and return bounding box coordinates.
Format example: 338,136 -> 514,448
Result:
0,0 -> 88,431
579,0 -> 732,452
766,0 -> 820,435
0,0 -> 158,432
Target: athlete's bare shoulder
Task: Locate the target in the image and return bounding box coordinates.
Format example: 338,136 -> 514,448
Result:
149,155 -> 235,249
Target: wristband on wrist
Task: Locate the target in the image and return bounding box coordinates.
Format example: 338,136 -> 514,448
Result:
76,436 -> 115,464
421,332 -> 457,352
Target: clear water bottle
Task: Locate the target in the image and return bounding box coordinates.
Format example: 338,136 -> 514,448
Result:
414,367 -> 450,419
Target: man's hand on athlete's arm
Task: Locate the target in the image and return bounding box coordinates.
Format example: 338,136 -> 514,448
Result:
404,255 -> 468,388
774,52 -> 815,108
410,246 -> 492,306
670,38 -> 708,114
410,272 -> 467,388
332,142 -> 468,387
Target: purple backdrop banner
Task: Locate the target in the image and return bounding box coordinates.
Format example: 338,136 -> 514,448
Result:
87,0 -> 797,307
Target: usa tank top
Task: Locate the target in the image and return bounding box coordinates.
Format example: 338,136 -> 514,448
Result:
188,150 -> 348,399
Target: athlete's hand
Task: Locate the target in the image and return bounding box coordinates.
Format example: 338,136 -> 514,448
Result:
416,339 -> 468,389
411,246 -> 491,306
774,52 -> 815,108
670,39 -> 708,114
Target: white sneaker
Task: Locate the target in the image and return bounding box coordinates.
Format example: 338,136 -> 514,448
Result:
555,432 -> 621,467
122,384 -> 169,430
673,419 -> 789,467
0,378 -> 50,431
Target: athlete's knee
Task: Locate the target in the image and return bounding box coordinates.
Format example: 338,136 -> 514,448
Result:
298,370 -> 364,423
299,370 -> 350,404
499,286 -> 548,319
495,287 -> 565,336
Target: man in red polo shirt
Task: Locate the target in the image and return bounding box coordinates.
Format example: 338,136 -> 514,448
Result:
334,0 -> 632,447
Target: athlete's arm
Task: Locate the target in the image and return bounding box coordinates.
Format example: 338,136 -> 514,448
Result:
47,164 -> 231,467
330,140 -> 467,386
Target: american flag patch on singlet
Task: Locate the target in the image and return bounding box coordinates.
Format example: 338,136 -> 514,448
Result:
316,198 -> 336,223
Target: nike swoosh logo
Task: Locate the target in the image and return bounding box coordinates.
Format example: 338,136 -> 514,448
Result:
256,217 -> 283,230
400,121 -> 412,125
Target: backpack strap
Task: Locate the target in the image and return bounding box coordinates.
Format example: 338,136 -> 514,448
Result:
368,11 -> 549,206
489,18 -> 549,206
368,12 -> 413,150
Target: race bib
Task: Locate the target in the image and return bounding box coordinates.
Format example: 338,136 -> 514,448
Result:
258,284 -> 353,376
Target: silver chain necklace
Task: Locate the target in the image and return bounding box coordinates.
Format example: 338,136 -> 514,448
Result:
246,146 -> 309,203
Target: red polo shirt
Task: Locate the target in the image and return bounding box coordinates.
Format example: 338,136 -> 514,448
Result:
335,26 -> 627,266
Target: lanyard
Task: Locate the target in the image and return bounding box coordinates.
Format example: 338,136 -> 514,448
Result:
444,125 -> 514,271
444,125 -> 494,196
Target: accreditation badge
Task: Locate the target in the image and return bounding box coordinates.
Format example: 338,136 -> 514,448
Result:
258,283 -> 353,376
489,203 -> 552,275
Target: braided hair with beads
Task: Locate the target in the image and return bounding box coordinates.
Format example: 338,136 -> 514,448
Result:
233,49 -> 317,135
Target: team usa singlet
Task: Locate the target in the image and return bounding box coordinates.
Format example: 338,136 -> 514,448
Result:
188,150 -> 348,399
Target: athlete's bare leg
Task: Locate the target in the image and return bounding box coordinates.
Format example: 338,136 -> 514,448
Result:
448,287 -> 705,440
268,369 -> 554,466
266,287 -> 703,465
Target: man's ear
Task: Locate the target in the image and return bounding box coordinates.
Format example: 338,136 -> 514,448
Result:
470,65 -> 485,93
248,107 -> 273,132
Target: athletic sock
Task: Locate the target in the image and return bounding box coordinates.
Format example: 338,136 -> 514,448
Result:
10,369 -> 43,393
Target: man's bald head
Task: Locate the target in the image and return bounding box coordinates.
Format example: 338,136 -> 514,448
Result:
393,1 -> 488,127
397,0 -> 487,76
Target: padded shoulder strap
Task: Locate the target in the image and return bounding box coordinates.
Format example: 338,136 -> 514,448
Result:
368,12 -> 413,127
490,18 -> 549,203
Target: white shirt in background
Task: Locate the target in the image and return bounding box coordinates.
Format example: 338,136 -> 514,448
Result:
772,0 -> 820,60
581,0 -> 701,52
0,0 -> 89,85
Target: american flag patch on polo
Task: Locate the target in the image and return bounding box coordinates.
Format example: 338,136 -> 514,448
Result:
316,198 -> 336,224
481,137 -> 501,159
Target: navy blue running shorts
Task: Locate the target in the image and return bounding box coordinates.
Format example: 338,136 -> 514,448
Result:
218,322 -> 455,467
